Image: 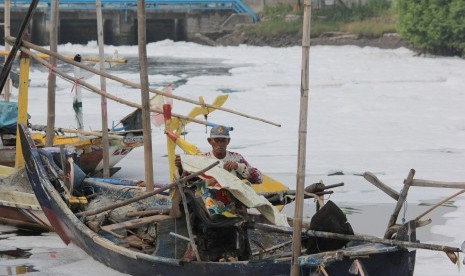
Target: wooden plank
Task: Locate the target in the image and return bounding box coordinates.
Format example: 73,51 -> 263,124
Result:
101,215 -> 171,232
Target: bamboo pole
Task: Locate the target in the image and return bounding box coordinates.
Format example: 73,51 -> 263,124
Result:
0,0 -> 39,92
0,50 -> 126,63
410,179 -> 465,189
96,0 -> 110,177
20,47 -> 212,127
415,189 -> 465,221
75,161 -> 219,217
31,124 -> 124,139
2,0 -> 11,101
290,1 -> 312,275
46,0 -> 59,147
137,0 -> 154,191
7,37 -> 281,127
255,223 -> 462,255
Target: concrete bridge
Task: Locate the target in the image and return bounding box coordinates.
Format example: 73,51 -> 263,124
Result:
0,0 -> 260,45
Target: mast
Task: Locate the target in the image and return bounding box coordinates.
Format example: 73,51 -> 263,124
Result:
46,0 -> 59,147
137,0 -> 155,191
15,46 -> 31,168
0,0 -> 39,93
96,0 -> 110,177
2,0 -> 11,101
290,0 -> 312,275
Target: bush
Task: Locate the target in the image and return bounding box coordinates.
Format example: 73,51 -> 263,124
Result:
245,0 -> 395,40
395,0 -> 465,56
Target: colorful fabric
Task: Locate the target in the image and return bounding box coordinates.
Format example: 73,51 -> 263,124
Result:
202,151 -> 263,184
181,154 -> 289,227
195,180 -> 239,218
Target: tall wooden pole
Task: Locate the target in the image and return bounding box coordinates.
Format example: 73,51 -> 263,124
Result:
96,0 -> 110,177
137,0 -> 154,191
290,0 -> 311,275
0,0 -> 39,92
45,0 -> 58,147
3,0 -> 11,101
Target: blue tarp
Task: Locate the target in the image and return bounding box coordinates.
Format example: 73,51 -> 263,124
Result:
0,102 -> 18,127
0,101 -> 25,134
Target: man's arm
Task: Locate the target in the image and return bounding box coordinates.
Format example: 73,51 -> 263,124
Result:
228,152 -> 263,184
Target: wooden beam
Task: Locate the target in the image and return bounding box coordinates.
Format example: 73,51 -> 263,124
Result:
410,179 -> 465,189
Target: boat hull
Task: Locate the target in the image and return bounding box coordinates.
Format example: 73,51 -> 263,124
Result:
0,131 -> 142,231
20,125 -> 415,275
0,191 -> 52,231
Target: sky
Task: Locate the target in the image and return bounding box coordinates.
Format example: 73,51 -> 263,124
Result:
1,41 -> 465,275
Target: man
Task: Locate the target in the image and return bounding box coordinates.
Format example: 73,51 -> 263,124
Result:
175,125 -> 262,261
175,125 -> 263,184
175,125 -> 264,218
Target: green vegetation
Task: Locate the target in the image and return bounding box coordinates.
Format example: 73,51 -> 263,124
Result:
242,0 -> 395,39
394,0 -> 465,57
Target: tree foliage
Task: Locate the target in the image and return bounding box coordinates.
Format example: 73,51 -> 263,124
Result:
394,0 -> 465,56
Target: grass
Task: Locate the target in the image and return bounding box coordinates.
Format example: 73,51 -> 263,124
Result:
243,1 -> 396,39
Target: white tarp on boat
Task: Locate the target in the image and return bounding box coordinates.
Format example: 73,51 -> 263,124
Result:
181,154 -> 289,227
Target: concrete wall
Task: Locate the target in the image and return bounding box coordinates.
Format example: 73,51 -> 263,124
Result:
0,9 -> 236,46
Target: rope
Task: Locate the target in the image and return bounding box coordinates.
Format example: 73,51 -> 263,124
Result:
71,77 -> 84,94
47,66 -> 56,81
401,188 -> 408,224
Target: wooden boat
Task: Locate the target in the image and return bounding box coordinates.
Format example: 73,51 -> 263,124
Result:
0,107 -> 144,176
0,47 -> 142,232
19,124 -> 424,275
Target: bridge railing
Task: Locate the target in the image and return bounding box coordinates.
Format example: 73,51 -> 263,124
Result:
1,0 -> 258,22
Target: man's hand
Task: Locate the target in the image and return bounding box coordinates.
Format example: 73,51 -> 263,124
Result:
223,161 -> 238,172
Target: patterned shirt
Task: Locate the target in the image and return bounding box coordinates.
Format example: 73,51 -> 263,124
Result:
202,151 -> 263,184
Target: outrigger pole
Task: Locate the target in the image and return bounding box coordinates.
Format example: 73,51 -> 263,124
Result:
6,37 -> 281,128
290,0 -> 312,275
137,0 -> 154,191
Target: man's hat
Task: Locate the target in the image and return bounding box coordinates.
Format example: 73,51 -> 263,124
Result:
210,125 -> 230,139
